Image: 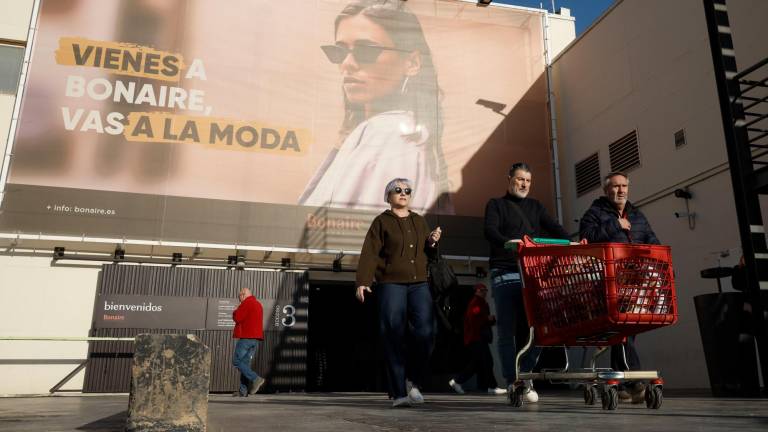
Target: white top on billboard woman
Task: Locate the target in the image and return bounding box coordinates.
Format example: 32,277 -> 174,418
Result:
299,0 -> 452,214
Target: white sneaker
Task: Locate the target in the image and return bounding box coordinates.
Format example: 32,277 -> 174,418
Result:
448,379 -> 465,394
487,387 -> 507,395
392,396 -> 412,408
523,388 -> 539,403
408,386 -> 425,404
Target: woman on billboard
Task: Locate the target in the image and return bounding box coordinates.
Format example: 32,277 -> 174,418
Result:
299,0 -> 452,214
355,178 -> 442,407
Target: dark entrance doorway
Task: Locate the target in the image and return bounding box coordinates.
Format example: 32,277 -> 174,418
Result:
306,273 -> 383,392
306,271 -> 482,393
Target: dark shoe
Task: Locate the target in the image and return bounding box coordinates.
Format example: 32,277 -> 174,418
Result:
248,376 -> 266,395
629,383 -> 646,404
448,378 -> 465,394
618,389 -> 631,403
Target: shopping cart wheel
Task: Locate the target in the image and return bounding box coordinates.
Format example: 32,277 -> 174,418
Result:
645,385 -> 663,409
509,387 -> 524,408
601,386 -> 618,410
583,385 -> 598,405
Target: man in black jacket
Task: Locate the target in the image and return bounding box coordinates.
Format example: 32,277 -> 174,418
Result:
484,162 -> 569,403
579,171 -> 660,403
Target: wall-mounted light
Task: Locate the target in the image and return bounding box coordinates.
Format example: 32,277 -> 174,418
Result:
478,0 -> 493,5
333,259 -> 342,272
227,254 -> 246,269
172,252 -> 183,263
476,266 -> 487,279
281,257 -> 291,268
113,247 -> 125,261
53,246 -> 65,259
674,188 -> 692,199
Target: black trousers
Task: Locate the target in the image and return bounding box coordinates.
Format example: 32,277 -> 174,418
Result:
455,341 -> 498,390
610,336 -> 641,371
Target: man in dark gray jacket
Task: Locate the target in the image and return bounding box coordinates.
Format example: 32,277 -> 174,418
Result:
579,171 -> 660,404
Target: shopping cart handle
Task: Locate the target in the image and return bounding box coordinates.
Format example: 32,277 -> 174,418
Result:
531,237 -> 572,245
506,235 -> 585,249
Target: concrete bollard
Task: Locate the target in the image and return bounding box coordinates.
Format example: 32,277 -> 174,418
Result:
126,334 -> 211,432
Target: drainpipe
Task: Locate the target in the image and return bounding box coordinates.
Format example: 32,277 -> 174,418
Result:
0,0 -> 41,208
542,11 -> 564,224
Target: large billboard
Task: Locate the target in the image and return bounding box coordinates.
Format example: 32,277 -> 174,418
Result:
1,0 -> 552,255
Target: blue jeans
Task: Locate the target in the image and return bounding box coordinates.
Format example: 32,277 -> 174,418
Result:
377,282 -> 434,399
491,268 -> 541,385
233,338 -> 261,396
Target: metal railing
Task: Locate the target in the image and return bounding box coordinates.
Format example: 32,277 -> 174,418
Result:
733,56 -> 768,172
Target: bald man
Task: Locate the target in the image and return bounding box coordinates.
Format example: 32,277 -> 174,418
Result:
232,287 -> 265,397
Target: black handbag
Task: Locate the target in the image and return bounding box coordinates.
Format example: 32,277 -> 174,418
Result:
428,253 -> 460,333
428,253 -> 458,299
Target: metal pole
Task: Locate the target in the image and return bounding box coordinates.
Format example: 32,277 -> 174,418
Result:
702,0 -> 768,395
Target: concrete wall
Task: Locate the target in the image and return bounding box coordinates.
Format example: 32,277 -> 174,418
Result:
0,0 -> 34,42
0,255 -> 100,395
551,0 -> 768,388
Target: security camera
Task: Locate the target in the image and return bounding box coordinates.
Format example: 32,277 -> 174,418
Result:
674,188 -> 692,199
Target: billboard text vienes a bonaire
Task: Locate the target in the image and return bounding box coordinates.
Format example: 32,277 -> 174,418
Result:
57,37 -> 308,153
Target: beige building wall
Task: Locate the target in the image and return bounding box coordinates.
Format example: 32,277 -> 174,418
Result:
0,255 -> 99,395
552,0 -> 768,388
0,0 -> 34,42
547,8 -> 576,60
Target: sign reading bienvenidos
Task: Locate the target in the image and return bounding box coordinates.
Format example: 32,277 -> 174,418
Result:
94,295 -> 295,331
95,294 -> 208,329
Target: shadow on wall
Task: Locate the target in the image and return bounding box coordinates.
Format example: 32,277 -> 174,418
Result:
426,72 -> 554,255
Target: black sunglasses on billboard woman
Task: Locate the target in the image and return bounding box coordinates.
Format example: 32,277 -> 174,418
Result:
392,187 -> 412,195
321,43 -> 408,64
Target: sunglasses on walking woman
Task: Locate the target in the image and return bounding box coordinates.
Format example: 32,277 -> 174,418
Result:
392,187 -> 412,196
321,44 -> 409,64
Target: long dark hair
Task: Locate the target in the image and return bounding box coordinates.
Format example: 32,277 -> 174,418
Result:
334,0 -> 448,189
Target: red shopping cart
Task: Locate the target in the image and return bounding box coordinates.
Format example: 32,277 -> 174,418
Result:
509,236 -> 678,410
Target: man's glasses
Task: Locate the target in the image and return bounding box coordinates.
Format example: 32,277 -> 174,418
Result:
392,187 -> 412,196
321,44 -> 405,64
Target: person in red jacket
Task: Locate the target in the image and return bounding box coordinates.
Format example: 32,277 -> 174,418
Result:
232,287 -> 265,397
448,283 -> 505,395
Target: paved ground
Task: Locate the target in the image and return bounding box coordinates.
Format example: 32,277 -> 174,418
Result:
0,391 -> 766,431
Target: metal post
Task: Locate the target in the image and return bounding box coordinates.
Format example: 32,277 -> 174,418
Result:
702,0 -> 768,395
